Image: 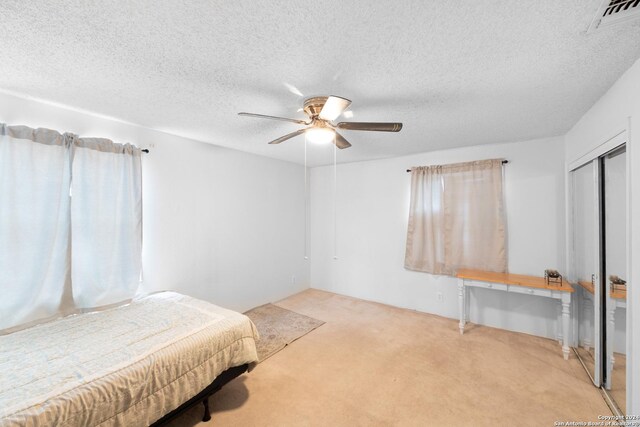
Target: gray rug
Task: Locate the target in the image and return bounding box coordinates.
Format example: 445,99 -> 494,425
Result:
244,303 -> 324,362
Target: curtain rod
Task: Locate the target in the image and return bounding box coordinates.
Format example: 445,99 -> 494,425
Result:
406,159 -> 508,173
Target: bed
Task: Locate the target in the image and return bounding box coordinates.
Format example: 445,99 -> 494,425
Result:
0,292 -> 259,426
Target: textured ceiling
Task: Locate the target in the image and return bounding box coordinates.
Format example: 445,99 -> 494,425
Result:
1,1 -> 639,166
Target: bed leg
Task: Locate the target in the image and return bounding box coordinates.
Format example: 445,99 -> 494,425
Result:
202,397 -> 211,422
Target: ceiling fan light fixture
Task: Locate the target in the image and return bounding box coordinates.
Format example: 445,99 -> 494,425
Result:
238,94 -> 401,149
305,127 -> 335,145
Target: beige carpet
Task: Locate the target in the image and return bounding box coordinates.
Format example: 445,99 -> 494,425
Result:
244,303 -> 324,362
168,289 -> 611,427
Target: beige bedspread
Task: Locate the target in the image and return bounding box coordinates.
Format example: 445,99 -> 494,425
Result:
0,292 -> 259,426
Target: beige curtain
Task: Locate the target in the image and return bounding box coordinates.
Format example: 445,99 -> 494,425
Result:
405,159 -> 506,276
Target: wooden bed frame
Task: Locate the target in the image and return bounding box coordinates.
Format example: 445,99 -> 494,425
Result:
151,363 -> 249,425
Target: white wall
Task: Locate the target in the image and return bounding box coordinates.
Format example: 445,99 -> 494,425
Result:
564,57 -> 640,415
310,136 -> 566,340
0,91 -> 309,313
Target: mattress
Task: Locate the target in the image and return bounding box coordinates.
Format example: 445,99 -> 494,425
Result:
0,292 -> 259,426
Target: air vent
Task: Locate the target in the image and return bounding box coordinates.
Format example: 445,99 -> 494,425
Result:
588,0 -> 640,32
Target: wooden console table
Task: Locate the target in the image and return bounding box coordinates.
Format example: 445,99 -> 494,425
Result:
456,269 -> 574,360
576,280 -> 626,383
608,287 -> 626,383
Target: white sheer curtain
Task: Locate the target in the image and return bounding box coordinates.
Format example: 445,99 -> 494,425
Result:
0,125 -> 72,330
0,123 -> 143,330
71,138 -> 142,308
405,159 -> 506,276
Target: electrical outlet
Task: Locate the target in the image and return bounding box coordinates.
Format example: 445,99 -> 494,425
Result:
437,292 -> 443,302
291,275 -> 296,285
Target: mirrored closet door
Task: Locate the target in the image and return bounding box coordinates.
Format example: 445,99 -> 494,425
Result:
603,147 -> 626,414
572,160 -> 601,386
570,141 -> 627,415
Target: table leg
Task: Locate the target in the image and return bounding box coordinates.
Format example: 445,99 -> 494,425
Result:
607,304 -> 616,389
557,303 -> 563,344
561,293 -> 571,360
582,295 -> 592,351
465,286 -> 470,322
458,279 -> 465,335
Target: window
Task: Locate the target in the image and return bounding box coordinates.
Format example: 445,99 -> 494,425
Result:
404,159 -> 507,276
0,124 -> 142,331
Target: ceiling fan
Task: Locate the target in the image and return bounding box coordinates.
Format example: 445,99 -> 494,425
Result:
238,96 -> 402,149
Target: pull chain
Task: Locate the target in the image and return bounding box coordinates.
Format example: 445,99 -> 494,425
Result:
304,136 -> 309,260
333,133 -> 338,260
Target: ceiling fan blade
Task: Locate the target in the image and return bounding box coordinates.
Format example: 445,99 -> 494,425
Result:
334,132 -> 352,149
239,112 -> 309,125
336,122 -> 403,132
318,96 -> 352,121
268,128 -> 307,145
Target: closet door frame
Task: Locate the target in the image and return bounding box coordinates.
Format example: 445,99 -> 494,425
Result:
566,128 -> 630,409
